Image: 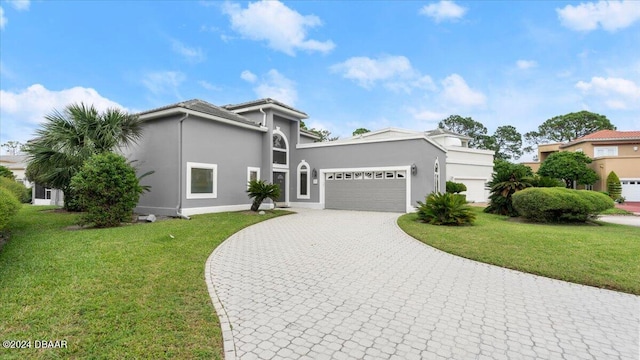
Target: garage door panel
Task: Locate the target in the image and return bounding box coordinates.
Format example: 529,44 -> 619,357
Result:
459,179 -> 487,203
621,179 -> 640,202
326,178 -> 405,212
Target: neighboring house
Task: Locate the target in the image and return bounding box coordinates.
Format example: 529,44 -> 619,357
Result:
127,98 -> 448,216
0,154 -> 64,206
524,130 -> 640,201
340,128 -> 494,203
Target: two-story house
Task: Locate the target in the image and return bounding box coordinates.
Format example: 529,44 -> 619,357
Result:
525,130 -> 640,201
128,98 -> 448,216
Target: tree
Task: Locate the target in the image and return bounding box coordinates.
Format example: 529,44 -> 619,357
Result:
1,141 -> 24,155
537,152 -> 598,189
606,171 -> 622,200
352,128 -> 370,136
524,111 -> 615,152
438,115 -> 489,148
309,128 -> 339,142
24,103 -> 143,211
491,125 -> 523,161
484,160 -> 534,216
71,152 -> 143,227
247,179 -> 281,211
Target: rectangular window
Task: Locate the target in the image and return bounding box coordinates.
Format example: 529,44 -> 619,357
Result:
326,173 -> 334,180
584,184 -> 594,190
247,167 -> 260,188
594,146 -> 618,157
396,171 -> 406,179
385,171 -> 395,179
187,162 -> 217,199
45,188 -> 52,200
273,151 -> 287,165
335,173 -> 344,180
374,171 -> 383,179
344,172 -> 353,180
364,172 -> 373,180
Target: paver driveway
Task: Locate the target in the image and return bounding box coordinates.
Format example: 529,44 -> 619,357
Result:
206,209 -> 639,360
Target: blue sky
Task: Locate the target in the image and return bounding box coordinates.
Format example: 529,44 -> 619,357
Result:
1,0 -> 639,158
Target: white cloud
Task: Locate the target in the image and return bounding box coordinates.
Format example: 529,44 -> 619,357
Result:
330,55 -> 434,92
516,60 -> 538,70
222,0 -> 335,56
441,74 -> 487,107
253,69 -> 297,106
576,76 -> 640,109
419,1 -> 467,22
0,84 -> 125,143
240,70 -> 257,83
557,0 -> 640,32
141,71 -> 185,95
171,39 -> 205,63
8,0 -> 30,11
198,80 -> 221,91
408,108 -> 447,122
0,7 -> 6,29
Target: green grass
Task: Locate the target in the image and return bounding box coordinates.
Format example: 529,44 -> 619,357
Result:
600,207 -> 634,215
398,208 -> 640,295
0,206 -> 288,359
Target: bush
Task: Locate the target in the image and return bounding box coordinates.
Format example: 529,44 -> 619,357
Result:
606,171 -> 622,200
0,177 -> 31,203
70,152 -> 142,228
512,188 -> 614,223
0,187 -> 21,231
530,175 -> 565,188
445,181 -> 467,194
247,179 -> 280,211
416,192 -> 476,226
0,165 -> 15,179
485,161 -> 533,216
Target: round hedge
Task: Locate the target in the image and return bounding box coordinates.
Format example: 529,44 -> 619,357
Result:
512,187 -> 614,223
0,177 -> 30,203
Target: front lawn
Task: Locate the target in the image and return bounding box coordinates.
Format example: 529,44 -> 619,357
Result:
398,208 -> 640,295
0,206 -> 288,359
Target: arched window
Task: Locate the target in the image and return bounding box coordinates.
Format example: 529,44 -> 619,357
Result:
297,160 -> 310,199
273,129 -> 288,167
434,159 -> 441,193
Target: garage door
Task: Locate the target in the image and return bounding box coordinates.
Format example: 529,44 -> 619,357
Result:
457,179 -> 488,203
621,179 -> 640,202
325,170 -> 406,212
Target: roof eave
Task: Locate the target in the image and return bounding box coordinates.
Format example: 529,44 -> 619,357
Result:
138,107 -> 268,132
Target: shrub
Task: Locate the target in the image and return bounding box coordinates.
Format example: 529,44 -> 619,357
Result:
606,171 -> 622,200
0,165 -> 15,179
0,177 -> 31,203
512,188 -> 614,223
70,152 -> 142,228
485,160 -> 533,216
530,175 -> 565,188
0,187 -> 21,231
445,181 -> 467,194
416,192 -> 476,226
247,179 -> 280,212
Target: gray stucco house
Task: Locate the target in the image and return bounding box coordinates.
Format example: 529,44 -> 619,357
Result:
128,98 -> 446,216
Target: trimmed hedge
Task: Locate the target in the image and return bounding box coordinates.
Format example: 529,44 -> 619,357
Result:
512,187 -> 614,223
0,187 -> 21,231
446,181 -> 467,194
0,177 -> 30,203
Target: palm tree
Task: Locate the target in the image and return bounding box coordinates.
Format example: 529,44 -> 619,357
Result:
247,180 -> 281,212
25,103 -> 143,210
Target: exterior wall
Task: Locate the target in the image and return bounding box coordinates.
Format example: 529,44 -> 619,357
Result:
126,117 -> 181,216
299,134 -> 316,144
444,148 -> 493,202
563,142 -> 639,158
590,157 -> 640,192
521,162 -> 540,173
294,138 -> 446,210
537,143 -> 562,162
180,116 -> 264,212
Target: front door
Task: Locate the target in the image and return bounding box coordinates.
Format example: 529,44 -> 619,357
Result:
273,171 -> 286,205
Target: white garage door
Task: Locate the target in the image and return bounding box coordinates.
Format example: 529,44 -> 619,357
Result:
456,179 -> 488,203
621,179 -> 640,202
324,170 -> 407,212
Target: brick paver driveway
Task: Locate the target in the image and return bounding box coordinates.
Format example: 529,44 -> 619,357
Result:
206,209 -> 639,360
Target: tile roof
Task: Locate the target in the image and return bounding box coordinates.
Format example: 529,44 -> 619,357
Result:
223,98 -> 308,117
0,154 -> 28,168
137,99 -> 261,127
561,129 -> 640,147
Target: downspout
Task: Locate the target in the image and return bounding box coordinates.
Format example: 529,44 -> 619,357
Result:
176,114 -> 191,220
259,107 -> 266,126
